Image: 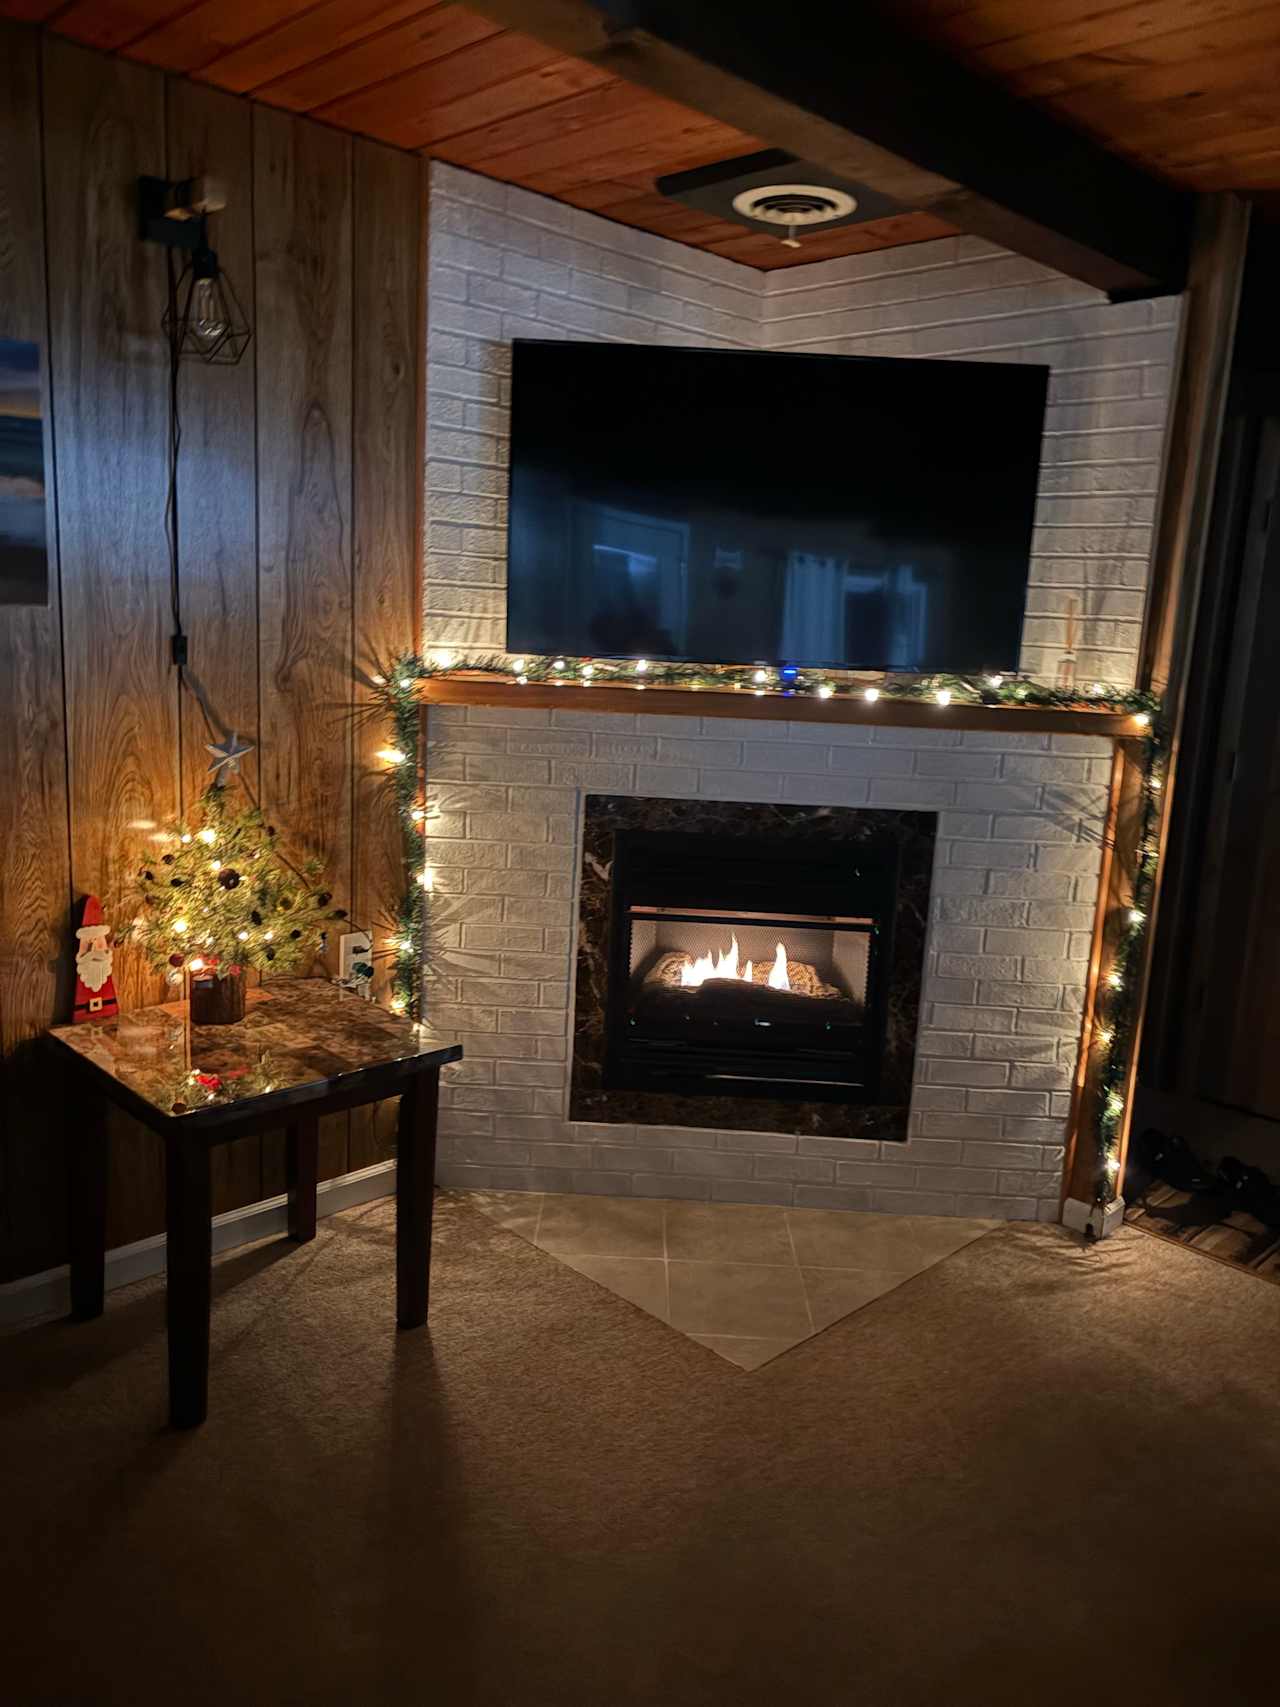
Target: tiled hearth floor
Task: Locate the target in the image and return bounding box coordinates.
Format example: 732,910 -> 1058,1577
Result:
459,1191 -> 1000,1370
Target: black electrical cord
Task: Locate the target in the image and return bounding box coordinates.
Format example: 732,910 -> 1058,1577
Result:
159,234 -> 363,953
165,245 -> 187,669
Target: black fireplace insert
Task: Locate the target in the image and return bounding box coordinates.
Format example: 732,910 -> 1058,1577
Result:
570,795 -> 935,1141
605,829 -> 894,1102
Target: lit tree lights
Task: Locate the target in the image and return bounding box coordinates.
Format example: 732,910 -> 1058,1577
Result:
125,784 -> 345,986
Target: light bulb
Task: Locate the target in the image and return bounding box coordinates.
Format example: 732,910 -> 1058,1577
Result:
370,673 -> 385,686
209,860 -> 221,872
1096,1028 -> 1114,1048
752,668 -> 768,684
1132,711 -> 1151,729
190,274 -> 227,345
237,930 -> 249,942
189,957 -> 205,972
410,806 -> 426,823
1105,1154 -> 1121,1176
1088,681 -> 1105,698
419,868 -> 433,890
553,658 -> 565,672
935,688 -> 953,707
390,996 -> 407,1014
581,665 -> 595,679
198,828 -> 216,845
431,650 -> 454,670
180,833 -> 192,844
635,659 -> 649,674
1107,970 -> 1123,990
263,930 -> 274,942
863,687 -> 880,703
398,677 -> 412,690
173,918 -> 188,934
517,674 -> 528,684
511,657 -> 525,673
986,675 -> 1004,690
817,685 -> 834,699
377,747 -> 407,765
1128,908 -> 1146,927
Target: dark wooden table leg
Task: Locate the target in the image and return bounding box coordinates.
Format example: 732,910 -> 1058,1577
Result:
286,1116 -> 319,1242
166,1136 -> 212,1429
67,1083 -> 108,1321
396,1067 -> 440,1329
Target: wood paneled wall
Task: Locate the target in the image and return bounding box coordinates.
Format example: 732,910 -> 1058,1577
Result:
0,22 -> 424,1283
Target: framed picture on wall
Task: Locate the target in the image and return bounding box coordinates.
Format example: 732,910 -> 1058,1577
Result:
0,337 -> 49,607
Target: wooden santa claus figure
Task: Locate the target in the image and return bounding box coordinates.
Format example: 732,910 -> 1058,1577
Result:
73,893 -> 119,1023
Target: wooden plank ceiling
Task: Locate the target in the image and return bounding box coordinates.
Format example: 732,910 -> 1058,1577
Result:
3,0 -> 955,269
13,2 -> 1279,269
894,0 -> 1280,193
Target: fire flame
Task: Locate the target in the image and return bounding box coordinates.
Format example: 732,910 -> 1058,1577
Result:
678,935 -> 791,992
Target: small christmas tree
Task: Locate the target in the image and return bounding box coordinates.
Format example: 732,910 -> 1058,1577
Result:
125,785 -> 345,990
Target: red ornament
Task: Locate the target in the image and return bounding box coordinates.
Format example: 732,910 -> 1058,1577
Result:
73,894 -> 119,1024
169,953 -> 185,968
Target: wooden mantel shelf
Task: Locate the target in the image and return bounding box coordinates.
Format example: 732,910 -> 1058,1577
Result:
418,675 -> 1144,741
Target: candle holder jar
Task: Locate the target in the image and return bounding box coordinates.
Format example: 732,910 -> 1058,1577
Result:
189,969 -> 246,1026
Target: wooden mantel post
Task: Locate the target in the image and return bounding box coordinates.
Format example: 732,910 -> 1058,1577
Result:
1061,194 -> 1251,1228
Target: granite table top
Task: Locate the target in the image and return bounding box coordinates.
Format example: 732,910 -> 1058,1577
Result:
48,979 -> 461,1131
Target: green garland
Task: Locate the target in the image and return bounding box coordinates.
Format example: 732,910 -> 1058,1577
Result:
386,650 -> 1160,714
1092,725 -> 1164,1205
370,649 -> 1161,1205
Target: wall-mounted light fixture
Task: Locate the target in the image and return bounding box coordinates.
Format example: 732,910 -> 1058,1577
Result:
138,175 -> 251,366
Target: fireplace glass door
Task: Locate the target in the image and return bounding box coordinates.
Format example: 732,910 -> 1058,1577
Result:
604,829 -> 894,1103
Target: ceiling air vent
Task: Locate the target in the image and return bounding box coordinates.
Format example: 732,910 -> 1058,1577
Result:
655,149 -> 902,247
731,185 -> 859,228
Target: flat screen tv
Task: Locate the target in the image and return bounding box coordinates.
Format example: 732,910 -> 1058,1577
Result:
505,340 -> 1049,674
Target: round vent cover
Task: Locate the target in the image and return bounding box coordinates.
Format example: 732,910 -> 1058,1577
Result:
731,183 -> 858,227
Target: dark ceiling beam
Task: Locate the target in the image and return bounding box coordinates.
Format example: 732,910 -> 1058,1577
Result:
465,0 -> 1191,297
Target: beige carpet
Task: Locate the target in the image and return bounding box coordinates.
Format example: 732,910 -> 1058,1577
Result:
2,1192 -> 1279,1707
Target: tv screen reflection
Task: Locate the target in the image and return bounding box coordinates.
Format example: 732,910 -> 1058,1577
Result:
506,341 -> 1047,674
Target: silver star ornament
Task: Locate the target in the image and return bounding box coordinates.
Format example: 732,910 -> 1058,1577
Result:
206,731 -> 255,783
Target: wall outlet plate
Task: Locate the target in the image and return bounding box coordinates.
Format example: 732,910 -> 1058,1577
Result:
338,930 -> 373,992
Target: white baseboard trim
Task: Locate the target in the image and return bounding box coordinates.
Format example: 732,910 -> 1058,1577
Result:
0,1159 -> 397,1329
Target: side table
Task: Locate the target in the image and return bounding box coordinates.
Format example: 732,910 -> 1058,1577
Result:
48,979 -> 462,1428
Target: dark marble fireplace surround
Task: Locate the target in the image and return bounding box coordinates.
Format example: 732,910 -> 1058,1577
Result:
570,796 -> 936,1141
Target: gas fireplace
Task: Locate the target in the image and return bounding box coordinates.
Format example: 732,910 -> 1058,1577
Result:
609,829 -> 889,1103
571,797 -> 937,1141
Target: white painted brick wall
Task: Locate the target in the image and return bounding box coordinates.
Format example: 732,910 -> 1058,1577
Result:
761,241 -> 1181,689
426,164 -> 762,655
421,165 -> 1167,1220
427,163 -> 1181,689
426,703 -> 1108,1223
